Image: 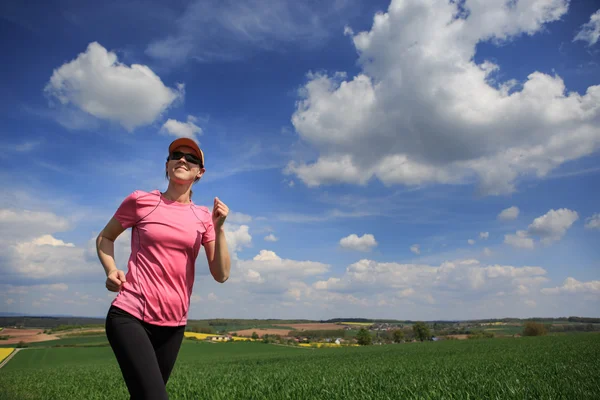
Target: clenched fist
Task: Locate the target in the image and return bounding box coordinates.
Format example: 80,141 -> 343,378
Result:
212,197 -> 229,230
106,269 -> 127,292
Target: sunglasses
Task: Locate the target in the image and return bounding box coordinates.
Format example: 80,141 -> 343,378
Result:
169,151 -> 203,166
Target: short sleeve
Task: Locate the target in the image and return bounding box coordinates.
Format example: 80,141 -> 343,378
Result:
202,216 -> 216,245
113,191 -> 139,229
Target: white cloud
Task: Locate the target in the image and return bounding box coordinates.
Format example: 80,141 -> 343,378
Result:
45,42 -> 183,131
0,209 -> 71,240
573,10 -> 600,47
468,239 -> 475,245
504,230 -> 535,249
479,232 -> 489,239
483,247 -> 492,257
527,208 -> 579,244
224,225 -> 252,254
161,115 -> 202,140
0,283 -> 69,295
29,234 -> 75,247
584,213 -> 600,230
410,244 -> 420,255
286,0 -> 600,195
237,250 -> 330,279
504,208 -> 579,249
311,258 -> 548,304
227,212 -> 253,224
542,277 -> 600,295
0,206 -> 132,282
339,233 -> 378,252
498,206 -> 520,221
264,234 -> 278,242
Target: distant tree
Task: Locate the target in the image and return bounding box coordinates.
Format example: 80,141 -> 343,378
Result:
251,331 -> 259,340
412,322 -> 431,342
392,329 -> 404,343
356,328 -> 372,345
523,322 -> 547,336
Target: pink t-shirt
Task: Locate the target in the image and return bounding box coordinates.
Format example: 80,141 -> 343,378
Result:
111,190 -> 215,326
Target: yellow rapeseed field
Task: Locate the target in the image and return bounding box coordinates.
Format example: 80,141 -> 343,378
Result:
184,332 -> 253,342
340,322 -> 372,326
0,348 -> 14,363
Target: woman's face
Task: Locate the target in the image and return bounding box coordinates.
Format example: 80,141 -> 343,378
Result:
166,145 -> 204,183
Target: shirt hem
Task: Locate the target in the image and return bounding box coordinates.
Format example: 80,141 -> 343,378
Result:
111,298 -> 187,327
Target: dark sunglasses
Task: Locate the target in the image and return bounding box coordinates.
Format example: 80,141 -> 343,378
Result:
169,151 -> 203,166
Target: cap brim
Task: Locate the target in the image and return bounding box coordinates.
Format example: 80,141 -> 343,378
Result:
169,138 -> 204,166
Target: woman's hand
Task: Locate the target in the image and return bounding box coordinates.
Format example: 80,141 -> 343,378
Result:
106,269 -> 127,292
212,197 -> 229,230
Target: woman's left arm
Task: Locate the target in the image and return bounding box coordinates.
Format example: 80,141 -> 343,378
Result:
205,197 -> 231,283
206,229 -> 230,283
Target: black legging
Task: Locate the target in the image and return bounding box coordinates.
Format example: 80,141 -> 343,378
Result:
105,305 -> 186,399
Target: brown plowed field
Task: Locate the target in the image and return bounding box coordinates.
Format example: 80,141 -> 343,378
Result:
232,328 -> 291,337
0,328 -> 60,345
445,334 -> 469,340
274,323 -> 342,331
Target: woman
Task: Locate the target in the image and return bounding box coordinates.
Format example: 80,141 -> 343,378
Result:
96,137 -> 231,399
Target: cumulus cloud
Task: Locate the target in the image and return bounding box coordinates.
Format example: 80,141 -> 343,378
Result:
286,0 -> 600,195
504,208 -> 579,249
339,233 -> 378,252
161,115 -> 202,140
224,225 -> 252,254
0,205 -> 135,283
45,42 -> 183,131
0,209 -> 71,240
468,239 -> 475,245
504,230 -> 535,249
237,250 -> 330,279
311,258 -> 548,305
29,234 -> 75,247
573,10 -> 600,47
584,213 -> 600,230
410,244 -> 420,254
498,206 -> 520,221
264,234 -> 278,242
479,232 -> 489,239
542,277 -> 600,295
527,208 -> 579,244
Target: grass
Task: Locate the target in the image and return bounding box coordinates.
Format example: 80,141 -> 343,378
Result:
482,325 -> 524,335
0,334 -> 599,399
0,335 -> 109,349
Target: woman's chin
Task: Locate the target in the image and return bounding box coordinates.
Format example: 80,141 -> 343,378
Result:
171,174 -> 194,184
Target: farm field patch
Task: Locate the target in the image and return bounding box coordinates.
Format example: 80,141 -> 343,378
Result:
0,333 -> 598,399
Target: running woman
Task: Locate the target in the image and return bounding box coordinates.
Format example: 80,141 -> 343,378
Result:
96,138 -> 231,399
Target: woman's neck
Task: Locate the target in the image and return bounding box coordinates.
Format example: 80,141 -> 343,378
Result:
162,183 -> 192,204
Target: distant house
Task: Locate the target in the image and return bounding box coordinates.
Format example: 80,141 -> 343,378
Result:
210,335 -> 230,342
334,338 -> 341,345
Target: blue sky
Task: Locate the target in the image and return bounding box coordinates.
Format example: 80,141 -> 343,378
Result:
1,0 -> 599,320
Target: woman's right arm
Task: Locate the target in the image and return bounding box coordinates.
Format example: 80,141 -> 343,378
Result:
96,217 -> 127,291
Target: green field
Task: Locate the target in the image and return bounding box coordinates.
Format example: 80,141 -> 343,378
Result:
1,334 -> 599,399
0,335 -> 109,349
